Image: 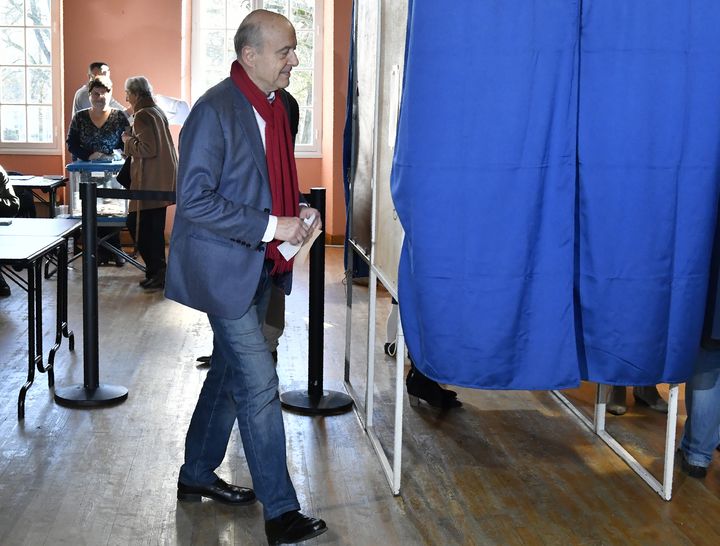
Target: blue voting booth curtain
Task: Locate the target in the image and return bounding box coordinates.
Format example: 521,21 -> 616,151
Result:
392,1 -> 582,390
577,1 -> 720,385
391,1 -> 720,389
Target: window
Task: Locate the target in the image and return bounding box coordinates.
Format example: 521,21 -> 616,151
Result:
191,0 -> 322,156
0,0 -> 61,154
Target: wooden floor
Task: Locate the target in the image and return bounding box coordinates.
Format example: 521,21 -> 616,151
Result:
2,246 -> 720,545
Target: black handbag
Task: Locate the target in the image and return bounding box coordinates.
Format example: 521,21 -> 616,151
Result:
116,156 -> 132,189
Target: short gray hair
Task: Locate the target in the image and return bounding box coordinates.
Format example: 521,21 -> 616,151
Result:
125,76 -> 153,98
233,10 -> 269,56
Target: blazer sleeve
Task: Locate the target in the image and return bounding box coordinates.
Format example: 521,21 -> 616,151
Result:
175,100 -> 269,244
124,110 -> 157,159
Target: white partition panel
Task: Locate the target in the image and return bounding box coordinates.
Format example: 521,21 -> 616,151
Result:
345,0 -> 409,495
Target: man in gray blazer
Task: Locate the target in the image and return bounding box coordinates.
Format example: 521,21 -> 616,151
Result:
165,9 -> 327,545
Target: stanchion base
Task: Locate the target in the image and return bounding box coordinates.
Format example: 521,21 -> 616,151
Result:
54,384 -> 128,408
281,389 -> 353,416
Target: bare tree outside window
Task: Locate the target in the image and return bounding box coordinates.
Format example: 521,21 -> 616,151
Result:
191,0 -> 322,154
0,0 -> 54,144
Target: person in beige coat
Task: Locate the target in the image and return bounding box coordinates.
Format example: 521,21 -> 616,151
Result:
122,76 -> 178,289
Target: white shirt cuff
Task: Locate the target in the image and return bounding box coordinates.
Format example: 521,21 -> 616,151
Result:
262,215 -> 278,242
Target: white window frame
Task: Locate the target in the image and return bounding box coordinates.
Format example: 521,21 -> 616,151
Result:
0,0 -> 62,155
190,0 -> 323,157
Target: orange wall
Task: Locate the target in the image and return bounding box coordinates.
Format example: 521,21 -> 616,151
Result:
0,154 -> 64,175
0,0 -> 350,238
297,158 -> 323,192
63,1 -> 183,128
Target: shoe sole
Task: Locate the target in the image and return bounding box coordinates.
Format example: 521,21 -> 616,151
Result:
633,396 -> 668,413
408,394 -> 462,409
142,284 -> 165,291
177,491 -> 256,505
268,526 -> 328,545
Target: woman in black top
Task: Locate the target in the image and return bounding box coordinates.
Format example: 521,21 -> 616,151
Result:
67,76 -> 128,161
66,76 -> 129,265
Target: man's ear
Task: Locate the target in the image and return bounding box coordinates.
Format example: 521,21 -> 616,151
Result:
241,45 -> 256,67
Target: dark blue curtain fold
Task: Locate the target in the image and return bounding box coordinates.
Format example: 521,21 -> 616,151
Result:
343,0 -> 370,279
391,0 -> 720,389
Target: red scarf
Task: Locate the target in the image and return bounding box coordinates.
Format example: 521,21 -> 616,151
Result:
231,61 -> 300,275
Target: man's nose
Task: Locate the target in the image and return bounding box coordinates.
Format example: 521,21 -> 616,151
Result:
288,50 -> 299,67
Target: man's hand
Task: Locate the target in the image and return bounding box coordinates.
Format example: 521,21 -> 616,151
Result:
299,207 -> 322,231
275,216 -> 311,245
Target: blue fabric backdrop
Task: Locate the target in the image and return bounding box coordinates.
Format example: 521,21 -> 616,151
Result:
391,1 -> 720,389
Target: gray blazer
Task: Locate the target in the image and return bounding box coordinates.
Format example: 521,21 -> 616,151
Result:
165,78 -> 289,319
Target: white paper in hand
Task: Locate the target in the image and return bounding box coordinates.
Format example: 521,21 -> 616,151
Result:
278,215 -> 316,261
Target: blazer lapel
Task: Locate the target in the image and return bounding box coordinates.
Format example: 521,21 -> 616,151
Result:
232,86 -> 269,186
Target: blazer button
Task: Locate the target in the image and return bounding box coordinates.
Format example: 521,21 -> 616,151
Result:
264,208 -> 270,213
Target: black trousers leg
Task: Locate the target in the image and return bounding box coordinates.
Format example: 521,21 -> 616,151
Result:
126,207 -> 167,278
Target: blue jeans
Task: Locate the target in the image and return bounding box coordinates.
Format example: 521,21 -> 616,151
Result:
680,349 -> 720,468
179,263 -> 300,519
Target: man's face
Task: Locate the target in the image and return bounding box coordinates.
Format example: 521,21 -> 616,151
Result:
247,20 -> 299,94
89,65 -> 110,81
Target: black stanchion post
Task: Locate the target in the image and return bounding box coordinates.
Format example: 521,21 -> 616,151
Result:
281,187 -> 353,415
82,180 -> 99,386
307,188 -> 325,399
54,180 -> 128,407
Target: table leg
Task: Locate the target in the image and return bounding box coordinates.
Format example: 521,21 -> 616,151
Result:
18,263 -> 37,420
47,240 -> 67,371
32,261 -> 51,388
43,188 -> 59,279
48,188 -> 56,218
61,241 -> 74,350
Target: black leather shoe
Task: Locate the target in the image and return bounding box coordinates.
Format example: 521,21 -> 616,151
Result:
633,385 -> 668,413
406,365 -> 461,409
265,510 -> 327,545
606,386 -> 627,416
142,271 -> 165,290
407,361 -> 458,399
196,355 -> 211,369
679,451 -> 707,479
177,478 -> 256,505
